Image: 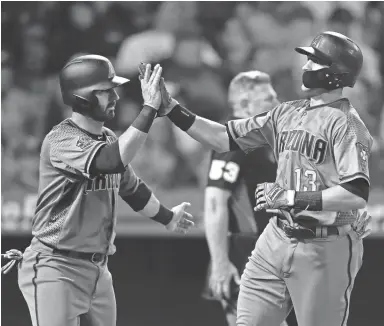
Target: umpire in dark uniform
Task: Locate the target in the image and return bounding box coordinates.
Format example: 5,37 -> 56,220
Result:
202,71 -> 296,326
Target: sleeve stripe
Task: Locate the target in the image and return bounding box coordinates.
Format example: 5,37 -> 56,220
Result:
227,120 -> 240,139
121,181 -> 152,212
84,142 -> 106,175
340,173 -> 370,186
137,193 -> 161,219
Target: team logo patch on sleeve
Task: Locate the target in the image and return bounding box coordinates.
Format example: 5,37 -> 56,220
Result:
76,136 -> 93,150
356,142 -> 369,173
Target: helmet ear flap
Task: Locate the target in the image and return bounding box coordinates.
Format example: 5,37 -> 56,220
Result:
302,67 -> 355,90
73,95 -> 91,109
72,92 -> 99,111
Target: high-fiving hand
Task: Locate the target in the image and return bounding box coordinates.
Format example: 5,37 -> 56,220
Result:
158,78 -> 179,116
138,62 -> 178,116
139,63 -> 163,110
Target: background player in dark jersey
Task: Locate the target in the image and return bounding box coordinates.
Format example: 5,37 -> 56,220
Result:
153,32 -> 373,326
10,55 -> 194,326
202,71 -> 286,326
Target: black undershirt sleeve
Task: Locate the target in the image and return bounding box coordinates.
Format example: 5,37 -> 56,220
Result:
340,178 -> 369,202
89,141 -> 125,175
225,123 -> 240,152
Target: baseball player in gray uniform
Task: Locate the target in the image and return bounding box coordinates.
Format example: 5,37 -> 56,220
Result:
2,55 -> 194,326
155,31 -> 373,325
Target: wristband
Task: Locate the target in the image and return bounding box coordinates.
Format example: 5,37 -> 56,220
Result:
152,204 -> 173,225
131,105 -> 157,133
286,190 -> 295,207
294,191 -> 322,211
167,104 -> 196,131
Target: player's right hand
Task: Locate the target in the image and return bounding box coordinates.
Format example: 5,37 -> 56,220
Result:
138,62 -> 178,116
138,63 -> 163,110
209,260 -> 241,300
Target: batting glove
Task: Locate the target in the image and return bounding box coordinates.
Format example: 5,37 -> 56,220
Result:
255,182 -> 295,211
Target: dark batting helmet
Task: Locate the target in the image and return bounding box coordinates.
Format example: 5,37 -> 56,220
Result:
59,54 -> 130,107
295,31 -> 363,90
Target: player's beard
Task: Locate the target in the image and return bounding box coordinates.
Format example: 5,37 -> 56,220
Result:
90,102 -> 116,122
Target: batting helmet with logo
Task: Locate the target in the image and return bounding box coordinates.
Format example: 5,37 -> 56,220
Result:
59,54 -> 130,107
295,31 -> 363,90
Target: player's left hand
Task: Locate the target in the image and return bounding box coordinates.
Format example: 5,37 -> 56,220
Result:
158,77 -> 179,116
352,210 -> 372,239
255,182 -> 295,211
166,202 -> 194,234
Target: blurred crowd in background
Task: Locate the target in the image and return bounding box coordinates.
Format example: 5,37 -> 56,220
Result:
2,1 -> 384,199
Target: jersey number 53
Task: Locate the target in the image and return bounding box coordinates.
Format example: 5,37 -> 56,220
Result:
209,160 -> 240,183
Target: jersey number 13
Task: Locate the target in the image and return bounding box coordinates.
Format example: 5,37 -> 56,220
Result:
294,168 -> 318,191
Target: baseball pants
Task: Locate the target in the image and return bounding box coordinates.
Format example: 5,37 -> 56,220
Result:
18,239 -> 116,326
237,216 -> 363,326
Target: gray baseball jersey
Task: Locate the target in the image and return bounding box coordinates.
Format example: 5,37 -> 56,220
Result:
227,98 -> 373,226
32,119 -> 139,254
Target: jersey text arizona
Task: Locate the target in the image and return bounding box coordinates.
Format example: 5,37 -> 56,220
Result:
277,129 -> 328,164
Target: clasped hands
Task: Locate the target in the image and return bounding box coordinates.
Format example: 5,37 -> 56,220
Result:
255,182 -> 372,238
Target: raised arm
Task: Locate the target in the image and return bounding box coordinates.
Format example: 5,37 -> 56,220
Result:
185,116 -> 230,153
89,64 -> 163,176
118,64 -> 162,165
137,64 -> 231,153
152,77 -> 275,154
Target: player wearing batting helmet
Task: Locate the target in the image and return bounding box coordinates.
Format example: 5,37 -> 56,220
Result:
295,31 -> 363,93
59,54 -> 131,121
155,31 -> 373,325
3,55 -> 194,326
